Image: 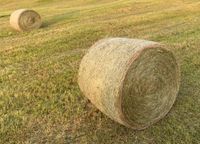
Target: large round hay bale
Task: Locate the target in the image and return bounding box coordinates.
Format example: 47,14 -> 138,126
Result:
10,9 -> 42,31
78,38 -> 180,130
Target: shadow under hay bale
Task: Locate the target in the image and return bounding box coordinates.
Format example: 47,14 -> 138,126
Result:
78,38 -> 180,130
42,11 -> 79,28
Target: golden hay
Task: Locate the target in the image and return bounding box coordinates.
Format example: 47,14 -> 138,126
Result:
78,38 -> 180,130
10,9 -> 42,31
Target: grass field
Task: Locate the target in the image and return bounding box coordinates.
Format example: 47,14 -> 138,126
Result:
0,0 -> 200,143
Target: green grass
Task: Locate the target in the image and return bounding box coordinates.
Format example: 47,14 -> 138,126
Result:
0,0 -> 200,143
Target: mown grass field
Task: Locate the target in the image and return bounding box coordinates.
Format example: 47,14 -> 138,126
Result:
0,0 -> 200,143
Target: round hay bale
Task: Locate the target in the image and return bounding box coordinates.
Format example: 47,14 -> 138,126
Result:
10,9 -> 42,31
78,38 -> 180,130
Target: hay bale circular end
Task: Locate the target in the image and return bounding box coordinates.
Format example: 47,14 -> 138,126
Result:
10,9 -> 42,31
78,38 -> 180,130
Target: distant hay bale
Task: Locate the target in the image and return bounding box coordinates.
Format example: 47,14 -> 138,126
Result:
78,38 -> 180,130
10,9 -> 42,31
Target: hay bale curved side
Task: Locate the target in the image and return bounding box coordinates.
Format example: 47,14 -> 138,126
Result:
10,9 -> 42,31
78,38 -> 180,130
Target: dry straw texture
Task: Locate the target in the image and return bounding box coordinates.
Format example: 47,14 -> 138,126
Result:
78,38 -> 180,130
10,9 -> 42,31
